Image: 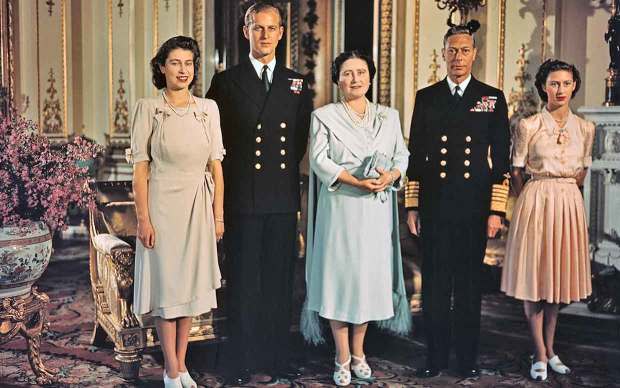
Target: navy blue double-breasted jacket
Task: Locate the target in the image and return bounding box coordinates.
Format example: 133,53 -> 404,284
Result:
206,59 -> 313,215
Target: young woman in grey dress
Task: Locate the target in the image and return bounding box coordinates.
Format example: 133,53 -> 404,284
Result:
130,36 -> 224,388
302,51 -> 411,386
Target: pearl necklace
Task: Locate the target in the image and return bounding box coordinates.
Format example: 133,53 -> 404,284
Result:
162,90 -> 193,117
341,98 -> 370,127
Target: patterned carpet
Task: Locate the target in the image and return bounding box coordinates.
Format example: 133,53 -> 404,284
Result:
1,242 -> 619,387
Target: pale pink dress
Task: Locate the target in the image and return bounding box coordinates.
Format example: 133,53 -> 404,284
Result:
501,108 -> 595,303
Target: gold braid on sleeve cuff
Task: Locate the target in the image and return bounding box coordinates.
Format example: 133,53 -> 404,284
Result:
490,178 -> 510,213
405,180 -> 420,209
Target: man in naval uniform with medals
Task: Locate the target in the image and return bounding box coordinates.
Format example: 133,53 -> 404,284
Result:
405,21 -> 511,378
206,1 -> 312,385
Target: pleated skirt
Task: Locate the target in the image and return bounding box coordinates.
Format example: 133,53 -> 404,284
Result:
501,177 -> 591,303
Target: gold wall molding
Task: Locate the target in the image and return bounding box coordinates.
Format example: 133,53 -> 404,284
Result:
107,0 -> 114,135
42,68 -> 62,133
7,0 -> 16,107
192,0 -> 204,96
497,0 -> 506,90
152,0 -> 158,56
60,0 -> 67,136
428,49 -> 441,85
541,0 -> 547,61
378,0 -> 392,106
412,0 -> 420,97
114,70 -> 129,133
36,0 -> 41,128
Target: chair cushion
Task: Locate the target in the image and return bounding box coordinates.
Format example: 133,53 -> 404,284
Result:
93,233 -> 131,255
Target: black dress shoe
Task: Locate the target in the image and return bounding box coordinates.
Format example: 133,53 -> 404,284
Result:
223,369 -> 251,386
415,367 -> 441,378
459,366 -> 480,378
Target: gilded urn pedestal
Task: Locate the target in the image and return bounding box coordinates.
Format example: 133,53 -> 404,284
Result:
0,221 -> 57,385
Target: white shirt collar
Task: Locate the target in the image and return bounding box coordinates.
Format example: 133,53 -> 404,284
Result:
446,74 -> 472,96
249,53 -> 276,82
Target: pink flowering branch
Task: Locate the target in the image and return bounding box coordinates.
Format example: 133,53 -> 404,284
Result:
0,114 -> 104,230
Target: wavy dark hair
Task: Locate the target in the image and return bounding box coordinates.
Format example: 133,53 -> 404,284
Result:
150,36 -> 201,90
331,50 -> 376,85
534,59 -> 581,102
244,1 -> 283,26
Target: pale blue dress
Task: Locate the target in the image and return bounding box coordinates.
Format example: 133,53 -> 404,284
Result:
302,102 -> 410,342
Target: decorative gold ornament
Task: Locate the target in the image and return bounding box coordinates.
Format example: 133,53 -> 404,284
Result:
507,44 -> 538,118
117,0 -> 124,17
46,0 -> 55,16
114,70 -> 129,133
0,287 -> 57,385
428,49 -> 441,85
42,68 -> 63,134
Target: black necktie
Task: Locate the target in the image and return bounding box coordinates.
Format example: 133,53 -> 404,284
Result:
261,65 -> 270,92
454,85 -> 462,103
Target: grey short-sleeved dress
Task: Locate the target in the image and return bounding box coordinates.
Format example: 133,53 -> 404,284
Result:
130,95 -> 224,319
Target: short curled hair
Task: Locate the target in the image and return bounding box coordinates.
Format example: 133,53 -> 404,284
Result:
534,59 -> 581,102
244,1 -> 283,26
150,36 -> 201,90
331,50 -> 377,85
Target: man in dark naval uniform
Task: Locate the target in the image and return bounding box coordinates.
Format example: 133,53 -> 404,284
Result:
206,1 -> 312,385
405,22 -> 510,378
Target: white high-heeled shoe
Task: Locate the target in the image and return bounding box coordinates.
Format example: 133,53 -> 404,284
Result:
179,370 -> 198,388
333,355 -> 351,386
351,354 -> 372,379
548,355 -> 571,374
164,371 -> 183,388
530,361 -> 547,381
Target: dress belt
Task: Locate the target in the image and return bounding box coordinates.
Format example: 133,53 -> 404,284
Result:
530,174 -> 576,184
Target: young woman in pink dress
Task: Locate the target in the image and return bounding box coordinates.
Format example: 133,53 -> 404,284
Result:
501,59 -> 594,382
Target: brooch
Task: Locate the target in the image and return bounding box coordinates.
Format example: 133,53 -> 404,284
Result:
288,78 -> 304,94
470,96 -> 497,112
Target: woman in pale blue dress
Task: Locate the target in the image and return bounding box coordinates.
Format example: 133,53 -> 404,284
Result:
302,51 -> 411,386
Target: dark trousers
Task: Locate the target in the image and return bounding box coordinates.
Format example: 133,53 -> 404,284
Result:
224,212 -> 297,373
420,215 -> 488,369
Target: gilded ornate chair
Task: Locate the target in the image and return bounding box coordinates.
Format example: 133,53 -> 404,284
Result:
88,180 -> 226,379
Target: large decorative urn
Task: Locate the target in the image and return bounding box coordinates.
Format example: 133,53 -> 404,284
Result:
0,221 -> 52,298
0,221 -> 57,384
